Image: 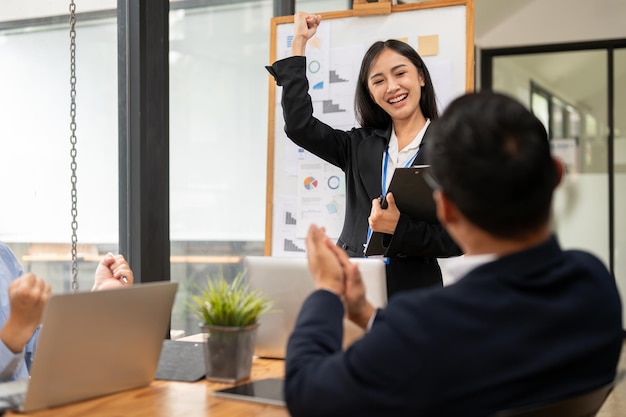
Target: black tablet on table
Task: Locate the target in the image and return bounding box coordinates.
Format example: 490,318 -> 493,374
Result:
212,378 -> 285,407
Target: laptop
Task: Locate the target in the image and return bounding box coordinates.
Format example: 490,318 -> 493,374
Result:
0,281 -> 178,413
244,256 -> 387,359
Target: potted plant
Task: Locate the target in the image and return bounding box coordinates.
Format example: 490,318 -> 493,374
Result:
187,269 -> 273,383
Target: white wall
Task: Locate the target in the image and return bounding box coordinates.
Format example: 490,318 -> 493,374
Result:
615,172 -> 626,311
5,0 -> 626,44
475,0 -> 626,48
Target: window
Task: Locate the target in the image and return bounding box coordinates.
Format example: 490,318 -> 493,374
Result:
0,16 -> 119,292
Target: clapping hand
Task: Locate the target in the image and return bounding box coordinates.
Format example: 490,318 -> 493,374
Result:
92,253 -> 134,291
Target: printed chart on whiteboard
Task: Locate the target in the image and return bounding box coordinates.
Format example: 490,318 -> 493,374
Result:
271,22 -> 362,257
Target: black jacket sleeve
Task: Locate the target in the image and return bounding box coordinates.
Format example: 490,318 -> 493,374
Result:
266,56 -> 351,168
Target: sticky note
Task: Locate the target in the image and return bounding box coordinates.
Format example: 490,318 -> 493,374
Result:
418,34 -> 439,56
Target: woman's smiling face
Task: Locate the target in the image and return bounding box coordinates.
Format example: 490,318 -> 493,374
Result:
367,48 -> 425,123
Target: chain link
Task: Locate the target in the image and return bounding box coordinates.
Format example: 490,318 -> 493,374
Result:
69,1 -> 79,293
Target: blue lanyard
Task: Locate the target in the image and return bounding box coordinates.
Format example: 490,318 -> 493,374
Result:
382,147 -> 420,195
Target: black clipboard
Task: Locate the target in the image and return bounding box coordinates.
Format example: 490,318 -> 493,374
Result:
364,165 -> 437,256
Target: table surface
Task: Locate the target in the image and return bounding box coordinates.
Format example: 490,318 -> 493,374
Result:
7,341 -> 625,417
6,358 -> 288,417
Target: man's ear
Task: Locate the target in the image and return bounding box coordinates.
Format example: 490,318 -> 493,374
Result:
433,190 -> 459,226
553,157 -> 564,188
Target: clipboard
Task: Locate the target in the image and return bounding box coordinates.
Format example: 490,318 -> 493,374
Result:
364,165 -> 437,256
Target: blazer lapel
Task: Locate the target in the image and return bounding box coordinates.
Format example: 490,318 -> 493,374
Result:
358,127 -> 390,199
411,124 -> 432,166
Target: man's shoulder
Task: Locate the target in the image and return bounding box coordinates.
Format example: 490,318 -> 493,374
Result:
564,248 -> 609,269
561,249 -> 618,293
0,243 -> 16,262
0,242 -> 22,278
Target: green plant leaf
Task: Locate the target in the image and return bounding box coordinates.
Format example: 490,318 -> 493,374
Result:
186,268 -> 274,327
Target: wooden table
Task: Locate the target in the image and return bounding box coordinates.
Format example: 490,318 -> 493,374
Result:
7,341 -> 625,417
6,358 -> 288,417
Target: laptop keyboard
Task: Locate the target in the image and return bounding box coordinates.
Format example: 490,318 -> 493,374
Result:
0,380 -> 27,411
0,392 -> 25,410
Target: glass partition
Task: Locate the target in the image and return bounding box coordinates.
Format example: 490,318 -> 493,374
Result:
168,0 -> 349,337
0,18 -> 119,292
493,51 -> 610,268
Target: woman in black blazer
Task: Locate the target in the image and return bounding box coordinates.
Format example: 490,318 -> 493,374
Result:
266,12 -> 462,297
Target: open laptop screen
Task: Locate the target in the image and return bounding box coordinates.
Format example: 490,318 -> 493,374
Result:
244,256 -> 387,359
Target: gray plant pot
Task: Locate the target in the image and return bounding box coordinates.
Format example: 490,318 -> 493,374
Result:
201,323 -> 259,383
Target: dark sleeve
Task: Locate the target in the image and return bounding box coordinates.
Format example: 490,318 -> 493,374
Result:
266,56 -> 351,168
383,213 -> 463,258
284,291 -> 431,417
285,291 -> 345,371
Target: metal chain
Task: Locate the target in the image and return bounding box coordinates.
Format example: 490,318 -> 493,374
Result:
69,0 -> 79,292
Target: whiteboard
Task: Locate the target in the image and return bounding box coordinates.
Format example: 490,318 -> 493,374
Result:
265,0 -> 474,256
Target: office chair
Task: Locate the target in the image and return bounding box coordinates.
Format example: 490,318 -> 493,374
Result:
491,380 -> 615,417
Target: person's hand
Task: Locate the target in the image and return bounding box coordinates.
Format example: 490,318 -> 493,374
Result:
368,192 -> 401,234
323,240 -> 376,329
92,253 -> 134,291
292,12 -> 322,56
305,224 -> 344,295
0,273 -> 51,353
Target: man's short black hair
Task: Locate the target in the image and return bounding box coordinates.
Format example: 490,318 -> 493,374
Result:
425,91 -> 558,239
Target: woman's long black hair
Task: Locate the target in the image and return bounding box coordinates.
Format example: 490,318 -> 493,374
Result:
355,39 -> 438,129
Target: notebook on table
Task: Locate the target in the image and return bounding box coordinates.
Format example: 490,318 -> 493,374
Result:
0,281 -> 178,413
244,256 -> 387,359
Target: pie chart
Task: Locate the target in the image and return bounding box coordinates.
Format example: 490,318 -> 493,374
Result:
303,176 -> 318,190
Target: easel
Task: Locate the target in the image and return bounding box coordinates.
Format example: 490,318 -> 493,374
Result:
352,0 -> 392,16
